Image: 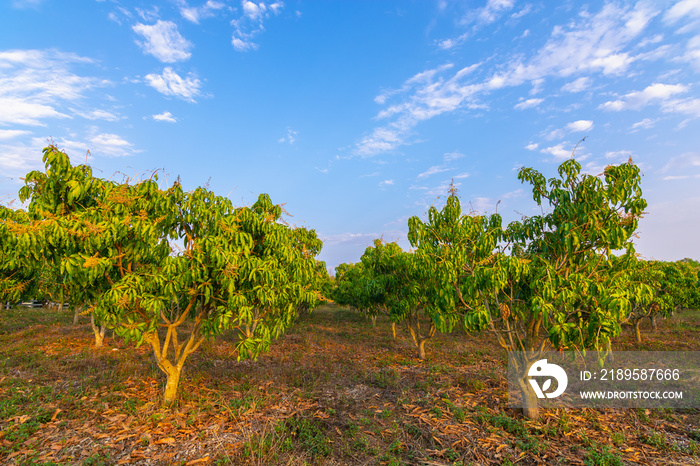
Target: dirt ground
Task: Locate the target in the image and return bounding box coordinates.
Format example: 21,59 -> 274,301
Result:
0,304 -> 698,465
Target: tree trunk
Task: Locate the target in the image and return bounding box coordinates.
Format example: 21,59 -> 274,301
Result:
634,319 -> 642,344
73,306 -> 80,325
518,376 -> 540,420
418,339 -> 427,360
370,314 -> 377,327
90,314 -> 106,348
391,322 -> 396,340
650,315 -> 657,331
162,365 -> 183,405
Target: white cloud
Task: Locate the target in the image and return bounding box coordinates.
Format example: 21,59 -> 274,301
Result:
604,150 -> 633,162
662,151 -> 700,172
417,165 -> 449,178
470,197 -> 496,214
356,63 -> 483,156
0,138 -> 45,176
631,118 -> 656,130
179,0 -> 225,23
443,151 -> 464,161
232,37 -> 257,52
541,143 -> 573,159
601,83 -> 689,111
145,67 -> 202,102
525,143 -> 539,151
663,97 -> 700,118
0,98 -> 69,126
231,1 -> 285,52
664,0 -> 700,24
320,231 -> 378,246
514,98 -> 543,110
379,179 -> 394,187
561,77 -> 591,93
566,120 -> 594,132
501,188 -> 524,199
0,129 -> 31,140
278,127 -> 297,144
493,3 -> 658,85
437,0 -> 515,50
89,133 -> 136,157
356,3 -> 660,157
133,20 -> 192,63
152,111 -> 177,122
71,108 -> 120,121
0,50 -> 106,115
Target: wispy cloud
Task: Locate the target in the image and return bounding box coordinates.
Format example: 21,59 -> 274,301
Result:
231,1 -> 285,52
278,127 -> 297,144
356,63 -> 482,156
152,111 -> 177,122
0,99 -> 69,126
0,50 -> 109,126
357,2 -> 659,157
417,165 -> 449,178
379,179 -> 394,187
71,108 -> 120,121
133,20 -> 192,63
443,151 -> 464,161
514,98 -> 543,110
664,0 -> 700,25
438,0 -> 516,50
662,151 -> 700,173
631,118 -> 656,130
561,77 -> 591,93
179,0 -> 226,24
600,83 -> 688,111
0,130 -> 32,140
145,67 -> 202,102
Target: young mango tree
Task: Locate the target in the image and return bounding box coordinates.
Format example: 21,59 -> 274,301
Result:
17,146 -> 171,348
409,158 -> 647,419
0,205 -> 40,306
14,146 -> 323,404
360,240 -> 443,360
333,261 -> 386,324
661,260 -> 700,316
622,258 -> 671,343
98,187 -> 321,404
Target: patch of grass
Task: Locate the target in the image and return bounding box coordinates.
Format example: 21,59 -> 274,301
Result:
584,443 -> 623,466
474,408 -> 527,437
369,367 -> 400,389
640,431 -> 680,452
610,432 -> 625,446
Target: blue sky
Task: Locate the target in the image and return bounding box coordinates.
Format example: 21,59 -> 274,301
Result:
1,0 -> 699,272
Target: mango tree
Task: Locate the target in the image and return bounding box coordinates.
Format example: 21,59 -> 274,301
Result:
99,186 -> 320,404
0,205 -> 39,307
333,261 -> 386,324
409,159 -> 647,419
360,240 -> 443,359
17,146 -> 171,348
14,146 -> 322,404
622,259 -> 670,343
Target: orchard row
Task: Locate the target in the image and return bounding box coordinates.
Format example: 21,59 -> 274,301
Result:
1,147 -> 698,420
